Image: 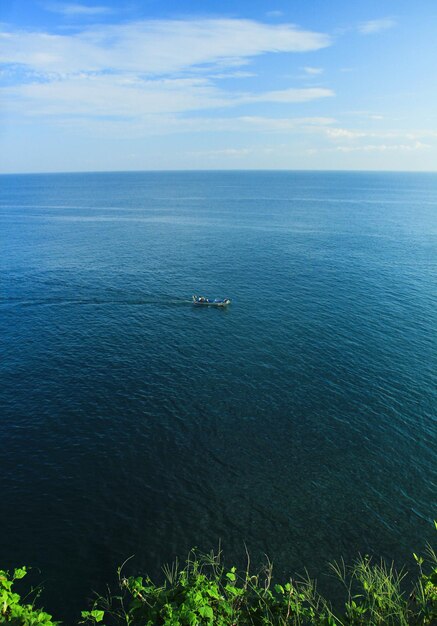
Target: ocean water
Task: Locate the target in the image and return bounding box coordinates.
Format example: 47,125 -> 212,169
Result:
0,171 -> 436,620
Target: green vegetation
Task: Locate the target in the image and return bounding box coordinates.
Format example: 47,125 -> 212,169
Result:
0,567 -> 58,626
2,527 -> 436,626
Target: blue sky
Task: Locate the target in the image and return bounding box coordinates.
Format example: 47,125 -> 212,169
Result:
1,0 -> 436,172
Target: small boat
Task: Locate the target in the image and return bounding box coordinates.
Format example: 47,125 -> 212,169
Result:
192,295 -> 231,307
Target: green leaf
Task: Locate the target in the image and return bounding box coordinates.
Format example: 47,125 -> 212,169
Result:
198,605 -> 213,619
14,568 -> 27,580
206,585 -> 220,600
222,602 -> 233,616
225,572 -> 236,582
91,609 -> 105,622
193,590 -> 204,604
413,552 -> 424,564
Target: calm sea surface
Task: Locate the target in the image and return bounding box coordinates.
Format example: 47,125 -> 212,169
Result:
1,171 -> 436,620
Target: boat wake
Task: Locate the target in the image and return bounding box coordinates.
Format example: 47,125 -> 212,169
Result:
0,297 -> 195,309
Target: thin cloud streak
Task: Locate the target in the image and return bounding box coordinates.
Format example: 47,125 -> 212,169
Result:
2,76 -> 334,118
44,3 -> 112,16
303,66 -> 323,75
324,127 -> 437,142
41,115 -> 337,138
242,87 -> 333,104
358,18 -> 396,35
334,141 -> 429,152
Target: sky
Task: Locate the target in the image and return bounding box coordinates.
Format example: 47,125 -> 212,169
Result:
1,0 -> 437,173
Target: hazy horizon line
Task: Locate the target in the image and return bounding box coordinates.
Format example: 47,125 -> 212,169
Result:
2,167 -> 437,176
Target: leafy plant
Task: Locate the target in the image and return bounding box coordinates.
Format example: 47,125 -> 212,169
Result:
2,523 -> 436,625
0,566 -> 57,626
409,523 -> 437,625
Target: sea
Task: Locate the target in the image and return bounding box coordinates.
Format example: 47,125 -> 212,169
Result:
0,171 -> 436,621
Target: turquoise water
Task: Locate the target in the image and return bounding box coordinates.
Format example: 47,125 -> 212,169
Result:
0,171 -> 436,620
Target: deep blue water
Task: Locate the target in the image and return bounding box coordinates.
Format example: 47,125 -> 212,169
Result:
1,171 -> 436,621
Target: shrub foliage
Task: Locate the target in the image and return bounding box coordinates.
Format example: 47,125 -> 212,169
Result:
2,527 -> 436,625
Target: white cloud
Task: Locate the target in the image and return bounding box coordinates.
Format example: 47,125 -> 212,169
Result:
242,87 -> 333,104
237,116 -> 335,130
193,148 -> 252,158
0,18 -> 333,123
0,19 -> 331,75
44,3 -> 112,16
181,115 -> 335,135
0,16 -> 335,159
325,128 -> 367,139
323,127 -> 437,143
2,75 -> 227,116
317,124 -> 434,154
307,141 -> 430,156
343,110 -> 385,120
2,74 -> 333,119
303,66 -> 323,75
358,18 -> 396,35
334,141 -> 429,152
210,71 -> 256,79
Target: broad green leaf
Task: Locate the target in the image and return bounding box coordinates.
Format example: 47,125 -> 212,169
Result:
206,586 -> 220,599
198,605 -> 213,619
14,568 -> 27,580
91,609 -> 105,622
